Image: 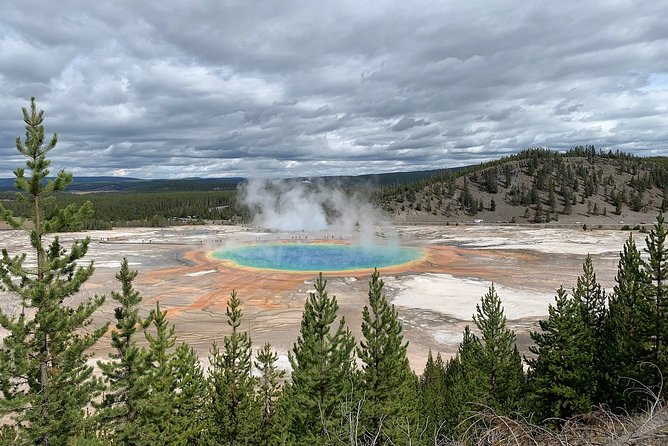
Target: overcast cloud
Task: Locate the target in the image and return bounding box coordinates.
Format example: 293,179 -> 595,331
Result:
1,0 -> 667,178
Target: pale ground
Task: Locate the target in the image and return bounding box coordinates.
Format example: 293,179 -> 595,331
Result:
0,224 -> 636,373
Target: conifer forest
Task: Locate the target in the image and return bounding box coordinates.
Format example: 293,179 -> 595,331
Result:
2,102 -> 668,446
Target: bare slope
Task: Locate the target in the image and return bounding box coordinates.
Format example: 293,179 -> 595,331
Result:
380,147 -> 668,226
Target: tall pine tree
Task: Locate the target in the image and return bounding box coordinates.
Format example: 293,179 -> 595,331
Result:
645,213 -> 668,385
96,258 -> 151,444
472,284 -> 524,413
442,326 -> 490,437
526,287 -> 595,424
283,273 -> 356,443
139,301 -> 179,445
572,256 -> 606,335
207,291 -> 260,445
419,351 -> 447,440
603,234 -> 654,410
357,269 -> 419,444
0,98 -> 107,445
571,255 -> 606,405
254,342 -> 285,446
165,343 -> 208,446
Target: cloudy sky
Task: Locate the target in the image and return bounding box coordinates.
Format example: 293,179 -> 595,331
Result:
1,1 -> 668,179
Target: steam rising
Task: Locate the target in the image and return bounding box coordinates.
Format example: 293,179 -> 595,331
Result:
239,178 -> 385,238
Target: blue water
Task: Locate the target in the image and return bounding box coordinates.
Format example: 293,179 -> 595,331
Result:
212,243 -> 423,271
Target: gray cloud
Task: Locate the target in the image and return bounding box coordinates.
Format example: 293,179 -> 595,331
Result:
1,0 -> 668,179
391,116 -> 431,132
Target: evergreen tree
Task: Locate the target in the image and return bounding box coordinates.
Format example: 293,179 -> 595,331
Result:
162,343 -> 208,446
615,192 -> 623,214
96,259 -> 150,444
419,351 -> 447,440
357,269 -> 419,444
442,326 -> 489,436
563,189 -> 572,214
207,291 -> 259,446
645,213 -> 668,382
254,342 -> 285,446
603,234 -> 654,410
0,98 -> 107,445
572,255 -> 606,404
573,256 -> 606,336
533,201 -> 543,223
283,273 -> 356,443
472,284 -> 524,412
526,287 -> 595,424
139,301 -> 178,445
548,184 -> 556,212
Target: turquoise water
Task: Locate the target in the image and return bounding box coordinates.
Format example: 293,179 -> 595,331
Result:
212,243 -> 423,271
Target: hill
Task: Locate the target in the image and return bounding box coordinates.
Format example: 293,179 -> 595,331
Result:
0,168 -> 456,228
3,147 -> 668,229
379,146 -> 668,227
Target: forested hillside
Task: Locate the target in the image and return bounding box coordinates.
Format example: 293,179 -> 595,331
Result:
0,190 -> 247,229
6,145 -> 668,230
0,169 -> 449,229
380,147 -> 668,225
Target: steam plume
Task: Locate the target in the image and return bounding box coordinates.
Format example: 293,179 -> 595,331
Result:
238,178 -> 385,239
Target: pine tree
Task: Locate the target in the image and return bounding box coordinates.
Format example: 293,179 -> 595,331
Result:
533,201 -> 543,223
419,351 -> 447,440
207,291 -> 260,445
603,234 -> 654,410
442,326 -> 489,436
357,269 -> 419,444
254,342 -> 285,446
645,213 -> 668,383
572,255 -> 606,404
573,256 -> 606,336
526,287 -> 595,424
548,184 -> 556,212
472,284 -> 524,412
283,273 -> 356,443
162,343 -> 208,446
562,188 -> 572,214
0,98 -> 108,445
139,301 -> 178,445
96,258 -> 151,443
615,191 -> 623,215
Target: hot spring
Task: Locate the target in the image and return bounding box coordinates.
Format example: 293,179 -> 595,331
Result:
212,243 -> 424,272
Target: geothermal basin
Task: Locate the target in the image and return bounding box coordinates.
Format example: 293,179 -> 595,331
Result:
0,224 -> 635,372
212,243 -> 424,272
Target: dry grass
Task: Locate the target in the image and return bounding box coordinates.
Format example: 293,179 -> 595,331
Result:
444,388 -> 668,446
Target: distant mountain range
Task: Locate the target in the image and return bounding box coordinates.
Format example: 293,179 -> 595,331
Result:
0,176 -> 244,193
0,169 -> 453,193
